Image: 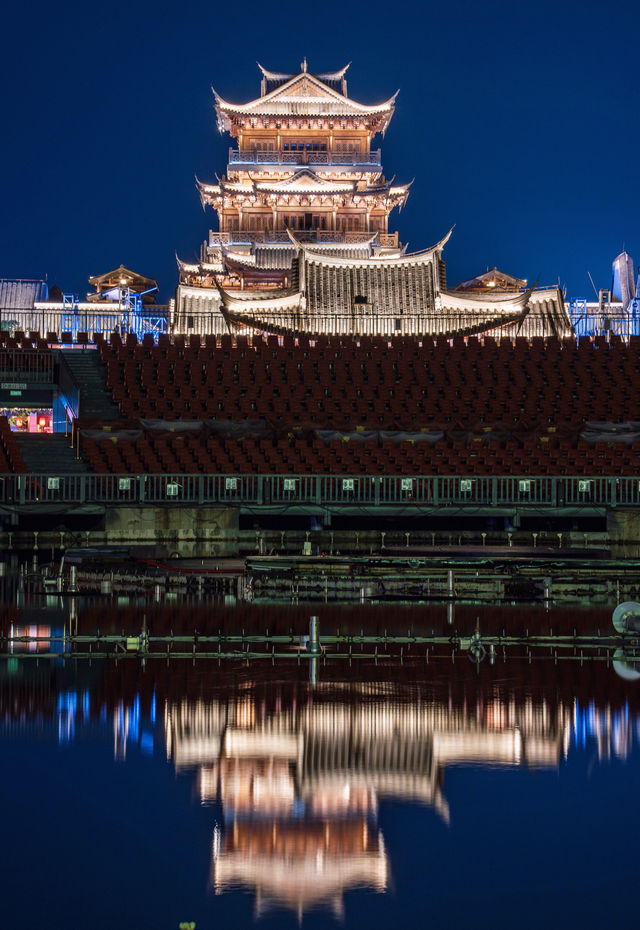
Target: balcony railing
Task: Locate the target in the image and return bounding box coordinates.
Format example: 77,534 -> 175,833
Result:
229,148 -> 382,167
209,230 -> 378,246
0,474 -> 634,508
378,232 -> 399,249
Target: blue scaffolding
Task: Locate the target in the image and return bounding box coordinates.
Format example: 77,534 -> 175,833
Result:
60,290 -> 168,341
568,297 -> 640,340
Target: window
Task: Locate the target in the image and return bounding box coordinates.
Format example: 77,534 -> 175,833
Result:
247,215 -> 270,231
284,214 -> 327,230
187,315 -> 194,329
335,141 -> 361,153
283,140 -> 327,152
338,215 -> 361,231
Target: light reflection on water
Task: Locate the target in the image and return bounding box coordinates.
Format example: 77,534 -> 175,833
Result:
2,634 -> 640,927
3,543 -> 640,930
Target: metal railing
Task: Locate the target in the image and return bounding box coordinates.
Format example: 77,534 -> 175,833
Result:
568,302 -> 640,340
0,474 -> 636,508
0,349 -> 54,383
229,148 -> 381,167
209,230 -> 379,247
57,353 -> 80,420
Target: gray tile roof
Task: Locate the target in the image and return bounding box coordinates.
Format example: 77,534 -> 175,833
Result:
0,279 -> 48,311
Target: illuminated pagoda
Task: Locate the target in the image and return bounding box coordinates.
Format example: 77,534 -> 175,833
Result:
173,62 -> 570,338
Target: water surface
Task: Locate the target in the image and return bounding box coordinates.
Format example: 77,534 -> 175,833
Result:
1,601 -> 639,929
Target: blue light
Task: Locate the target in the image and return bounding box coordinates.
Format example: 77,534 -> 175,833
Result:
57,690 -> 77,743
57,691 -> 77,714
129,694 -> 140,743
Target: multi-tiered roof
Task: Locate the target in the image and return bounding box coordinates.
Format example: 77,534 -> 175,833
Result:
178,61 -> 409,292
173,63 -> 571,339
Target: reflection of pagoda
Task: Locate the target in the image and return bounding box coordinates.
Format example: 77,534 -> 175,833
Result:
164,687 -> 571,918
173,62 -> 570,338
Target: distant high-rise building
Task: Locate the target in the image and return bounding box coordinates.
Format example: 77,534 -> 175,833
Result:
612,250 -> 637,310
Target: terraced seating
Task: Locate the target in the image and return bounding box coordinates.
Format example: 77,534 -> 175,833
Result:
78,429 -> 640,477
3,331 -> 638,477
97,333 -> 640,429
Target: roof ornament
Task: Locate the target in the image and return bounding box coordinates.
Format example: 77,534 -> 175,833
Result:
301,57 -> 308,73
317,62 -> 351,80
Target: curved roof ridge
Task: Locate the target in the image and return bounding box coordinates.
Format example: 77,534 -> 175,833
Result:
401,226 -> 453,257
212,74 -> 397,114
256,62 -> 292,81
256,62 -> 352,82
316,62 -> 351,80
221,247 -> 257,268
286,227 -> 453,269
440,280 -> 537,311
215,279 -> 300,308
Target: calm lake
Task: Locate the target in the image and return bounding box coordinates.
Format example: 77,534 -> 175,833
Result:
1,597 -> 639,929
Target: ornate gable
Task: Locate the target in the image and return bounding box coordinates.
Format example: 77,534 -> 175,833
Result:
276,76 -> 332,99
213,68 -> 397,126
255,169 -> 355,194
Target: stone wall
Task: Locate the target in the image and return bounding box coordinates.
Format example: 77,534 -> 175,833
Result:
104,504 -> 239,557
607,510 -> 640,558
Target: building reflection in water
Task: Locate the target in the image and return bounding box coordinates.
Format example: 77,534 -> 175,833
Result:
2,653 -> 640,920
165,686 -> 578,918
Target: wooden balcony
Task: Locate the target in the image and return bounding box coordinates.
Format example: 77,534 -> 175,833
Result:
378,232 -> 399,249
229,148 -> 382,168
209,230 -> 380,247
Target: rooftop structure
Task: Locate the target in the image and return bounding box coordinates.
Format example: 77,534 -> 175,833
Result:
453,267 -> 528,293
177,61 -> 407,303
568,250 -> 640,339
174,63 -> 570,338
0,280 -> 48,331
87,265 -> 159,305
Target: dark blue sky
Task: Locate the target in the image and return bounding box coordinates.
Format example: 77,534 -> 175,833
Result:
2,0 -> 639,303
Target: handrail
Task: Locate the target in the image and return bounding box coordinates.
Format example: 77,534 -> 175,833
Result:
0,349 -> 54,383
229,148 -> 381,167
57,352 -> 81,420
209,230 -> 379,246
0,474 -> 633,508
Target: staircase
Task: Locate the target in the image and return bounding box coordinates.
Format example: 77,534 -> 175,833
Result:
16,434 -> 89,474
60,349 -> 121,420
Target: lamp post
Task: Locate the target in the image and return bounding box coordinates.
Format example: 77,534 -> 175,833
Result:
119,277 -> 129,335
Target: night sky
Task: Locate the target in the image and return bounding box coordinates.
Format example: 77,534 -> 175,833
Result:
2,0 -> 639,304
